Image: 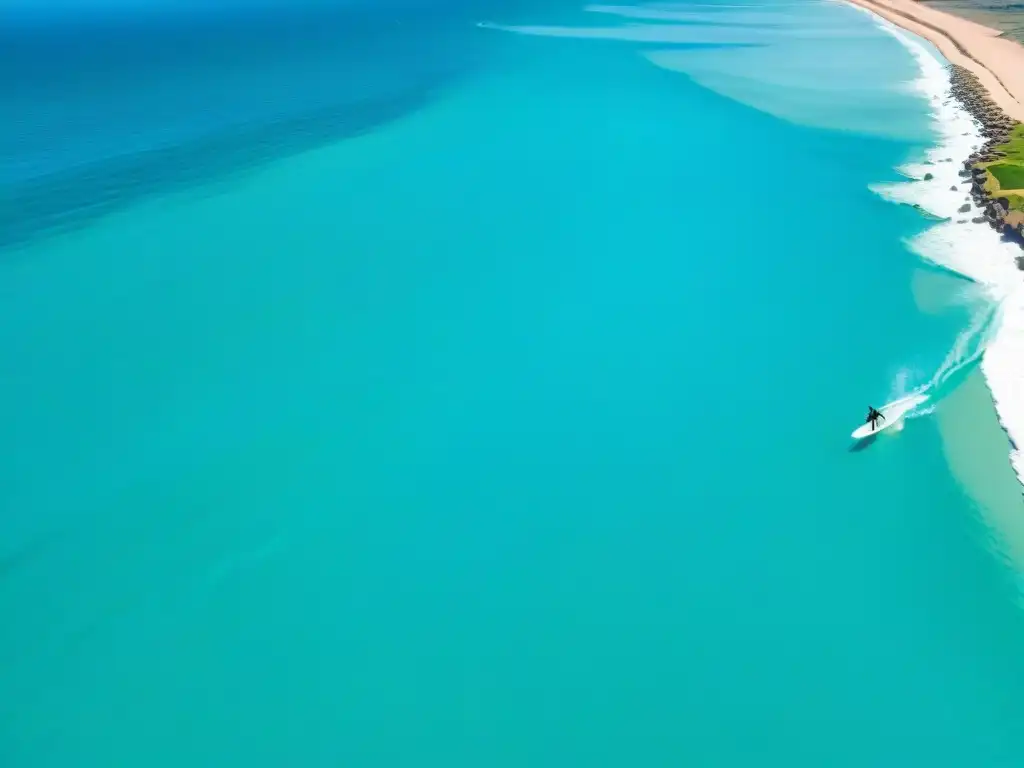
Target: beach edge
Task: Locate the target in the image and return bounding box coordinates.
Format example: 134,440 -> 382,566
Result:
845,0 -> 1024,123
847,0 -> 1024,489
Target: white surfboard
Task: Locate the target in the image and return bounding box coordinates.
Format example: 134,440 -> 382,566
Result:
851,393 -> 929,440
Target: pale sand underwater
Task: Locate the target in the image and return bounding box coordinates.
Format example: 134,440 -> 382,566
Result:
846,0 -> 1024,121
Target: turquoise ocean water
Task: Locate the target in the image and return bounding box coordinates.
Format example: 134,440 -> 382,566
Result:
4,1 -> 1024,765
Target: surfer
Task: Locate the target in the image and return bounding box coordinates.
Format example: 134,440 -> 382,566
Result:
866,406 -> 885,431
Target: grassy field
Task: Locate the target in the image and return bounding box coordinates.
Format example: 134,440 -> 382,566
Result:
989,163 -> 1024,190
982,123 -> 1024,212
999,123 -> 1024,163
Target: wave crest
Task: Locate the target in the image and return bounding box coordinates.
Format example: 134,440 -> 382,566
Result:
860,9 -> 1024,483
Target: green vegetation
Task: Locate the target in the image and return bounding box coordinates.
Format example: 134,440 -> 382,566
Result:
998,123 -> 1024,163
988,163 -> 1024,191
981,123 -> 1024,212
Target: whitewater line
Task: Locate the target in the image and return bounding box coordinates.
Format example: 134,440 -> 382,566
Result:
855,5 -> 1024,485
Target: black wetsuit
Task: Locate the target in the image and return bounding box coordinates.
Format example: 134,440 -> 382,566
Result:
867,407 -> 885,430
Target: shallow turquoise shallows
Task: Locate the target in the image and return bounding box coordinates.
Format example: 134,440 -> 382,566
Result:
3,1 -> 1024,765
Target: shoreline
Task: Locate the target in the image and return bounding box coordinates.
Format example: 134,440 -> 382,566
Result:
844,0 -> 1024,123
848,3 -> 1024,488
847,0 -> 1024,250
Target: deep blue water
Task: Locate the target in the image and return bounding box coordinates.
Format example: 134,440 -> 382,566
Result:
3,1 -> 1024,765
1,4 -> 493,249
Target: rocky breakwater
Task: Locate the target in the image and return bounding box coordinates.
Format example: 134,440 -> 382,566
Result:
950,65 -> 1024,259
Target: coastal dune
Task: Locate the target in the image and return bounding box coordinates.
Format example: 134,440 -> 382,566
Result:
845,0 -> 1024,123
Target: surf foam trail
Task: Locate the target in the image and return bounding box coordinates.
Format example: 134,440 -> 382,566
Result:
931,301 -> 998,388
888,302 -> 993,402
855,8 -> 1024,483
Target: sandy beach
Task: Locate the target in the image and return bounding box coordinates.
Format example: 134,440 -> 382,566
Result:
847,0 -> 1024,123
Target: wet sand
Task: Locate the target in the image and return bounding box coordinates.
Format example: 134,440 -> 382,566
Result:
848,0 -> 1024,123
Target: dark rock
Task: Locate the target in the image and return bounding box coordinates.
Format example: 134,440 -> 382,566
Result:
950,185 -> 958,191
972,216 -> 987,223
986,203 -> 1007,231
923,173 -> 934,181
1003,221 -> 1024,240
958,203 -> 971,212
957,219 -> 968,224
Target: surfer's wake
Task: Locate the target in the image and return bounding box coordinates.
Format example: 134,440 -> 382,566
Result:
853,302 -> 1000,440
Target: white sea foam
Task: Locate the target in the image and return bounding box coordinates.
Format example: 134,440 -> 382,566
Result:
858,10 -> 1024,483
486,1 -> 1024,480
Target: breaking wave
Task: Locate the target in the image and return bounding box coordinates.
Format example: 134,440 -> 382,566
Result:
859,8 -> 1024,482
